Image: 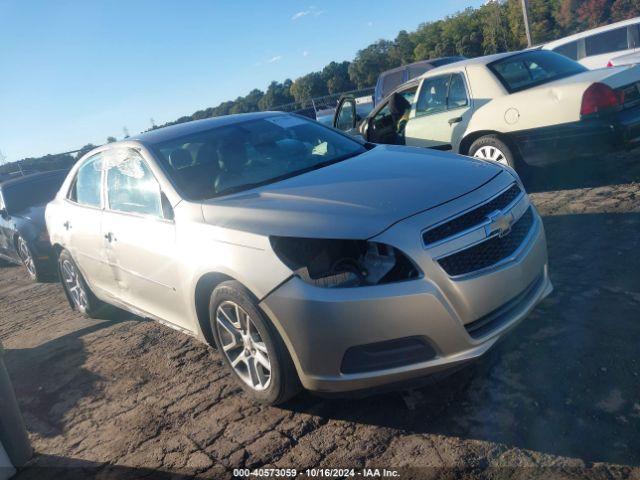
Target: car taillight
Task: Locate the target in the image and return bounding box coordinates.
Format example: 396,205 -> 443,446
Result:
580,82 -> 622,116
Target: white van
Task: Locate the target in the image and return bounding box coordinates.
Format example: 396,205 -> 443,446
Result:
542,17 -> 640,69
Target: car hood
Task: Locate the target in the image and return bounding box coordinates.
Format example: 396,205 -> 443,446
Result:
200,145 -> 504,239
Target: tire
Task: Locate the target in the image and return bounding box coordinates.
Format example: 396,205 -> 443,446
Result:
469,135 -> 520,170
58,249 -> 108,318
209,280 -> 301,405
16,236 -> 43,282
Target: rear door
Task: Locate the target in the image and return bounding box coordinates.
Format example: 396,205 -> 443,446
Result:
61,153 -> 112,295
404,72 -> 472,150
101,148 -> 182,325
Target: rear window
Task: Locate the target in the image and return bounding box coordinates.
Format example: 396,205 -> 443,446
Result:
381,70 -> 405,99
488,51 -> 587,94
585,26 -> 629,57
553,41 -> 579,61
2,174 -> 66,214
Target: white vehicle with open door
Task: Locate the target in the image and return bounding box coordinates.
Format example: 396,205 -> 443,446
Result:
333,49 -> 640,175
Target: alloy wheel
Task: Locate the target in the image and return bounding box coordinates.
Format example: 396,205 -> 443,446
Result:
61,259 -> 88,311
215,300 -> 271,391
17,238 -> 36,278
474,145 -> 508,165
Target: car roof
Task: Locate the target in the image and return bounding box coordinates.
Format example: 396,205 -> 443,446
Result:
417,51 -> 518,78
543,16 -> 640,49
131,111 -> 286,144
0,169 -> 68,189
379,57 -> 464,76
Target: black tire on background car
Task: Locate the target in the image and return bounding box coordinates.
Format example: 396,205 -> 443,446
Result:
16,235 -> 42,282
58,249 -> 108,318
469,134 -> 520,171
209,280 -> 301,405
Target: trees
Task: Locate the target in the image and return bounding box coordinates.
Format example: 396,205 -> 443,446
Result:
290,72 -> 328,103
391,30 -> 416,64
106,136 -> 117,143
348,40 -> 401,88
610,0 -> 640,21
258,80 -> 295,110
229,89 -> 264,114
555,0 -> 582,33
578,0 -> 614,28
321,62 -> 355,94
480,1 -> 512,54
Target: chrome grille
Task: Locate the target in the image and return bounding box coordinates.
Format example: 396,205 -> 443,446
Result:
423,183 -> 521,246
438,207 -> 534,276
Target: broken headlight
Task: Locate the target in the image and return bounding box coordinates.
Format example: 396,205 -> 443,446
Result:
270,237 -> 421,288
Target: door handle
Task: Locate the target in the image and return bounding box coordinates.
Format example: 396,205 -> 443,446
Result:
63,221 -> 71,230
448,116 -> 463,126
104,232 -> 116,243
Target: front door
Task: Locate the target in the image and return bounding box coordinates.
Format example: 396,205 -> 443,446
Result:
405,72 -> 471,150
101,148 -> 183,327
333,97 -> 359,136
366,85 -> 418,145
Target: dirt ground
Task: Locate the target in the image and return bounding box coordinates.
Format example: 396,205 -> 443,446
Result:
1,150 -> 640,479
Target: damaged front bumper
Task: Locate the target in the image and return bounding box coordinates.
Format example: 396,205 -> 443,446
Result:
259,217 -> 552,393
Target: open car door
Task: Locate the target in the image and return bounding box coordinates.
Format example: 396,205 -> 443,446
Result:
333,96 -> 362,137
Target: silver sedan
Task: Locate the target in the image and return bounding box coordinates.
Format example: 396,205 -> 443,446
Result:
46,112 -> 552,404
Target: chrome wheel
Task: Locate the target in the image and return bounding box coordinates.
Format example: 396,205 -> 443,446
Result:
215,300 -> 271,391
61,259 -> 88,311
17,237 -> 36,278
474,145 -> 508,165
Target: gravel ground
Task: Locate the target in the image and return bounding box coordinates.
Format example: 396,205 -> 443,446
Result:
1,151 -> 640,479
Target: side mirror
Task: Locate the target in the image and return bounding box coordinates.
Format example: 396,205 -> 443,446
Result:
0,208 -> 9,220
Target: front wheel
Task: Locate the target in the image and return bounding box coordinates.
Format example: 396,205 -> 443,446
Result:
58,249 -> 108,318
209,280 -> 301,405
16,236 -> 41,282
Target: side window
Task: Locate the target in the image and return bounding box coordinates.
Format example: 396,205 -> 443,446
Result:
447,74 -> 468,109
416,76 -> 450,116
371,103 -> 392,129
106,150 -> 163,217
335,100 -> 355,131
631,24 -> 640,49
585,27 -> 629,56
553,41 -> 579,60
69,154 -> 102,207
400,86 -> 418,105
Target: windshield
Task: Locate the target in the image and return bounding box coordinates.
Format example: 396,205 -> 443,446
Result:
2,174 -> 66,214
150,115 -> 367,199
488,50 -> 587,93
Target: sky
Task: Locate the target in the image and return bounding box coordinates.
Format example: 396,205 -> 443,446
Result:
0,0 -> 483,162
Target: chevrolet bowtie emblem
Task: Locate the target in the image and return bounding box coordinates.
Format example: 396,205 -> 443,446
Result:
486,210 -> 513,238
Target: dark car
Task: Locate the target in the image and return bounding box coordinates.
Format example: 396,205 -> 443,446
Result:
0,170 -> 68,281
373,57 -> 466,106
